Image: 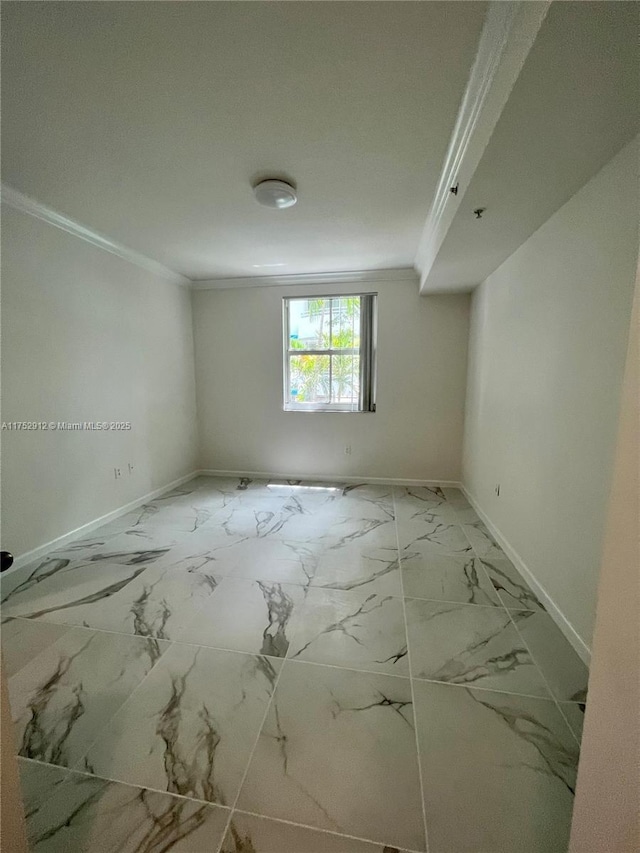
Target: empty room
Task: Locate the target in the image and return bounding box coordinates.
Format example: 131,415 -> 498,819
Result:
0,2 -> 638,852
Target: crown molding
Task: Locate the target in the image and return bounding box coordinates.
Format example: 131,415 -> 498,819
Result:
191,267 -> 418,291
415,1 -> 550,295
1,183 -> 191,287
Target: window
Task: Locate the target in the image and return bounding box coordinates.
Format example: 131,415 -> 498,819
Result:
283,294 -> 377,412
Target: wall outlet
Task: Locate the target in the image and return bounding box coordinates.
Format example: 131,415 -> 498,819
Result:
344,445 -> 352,455
114,467 -> 122,480
494,483 -> 501,497
128,462 -> 134,474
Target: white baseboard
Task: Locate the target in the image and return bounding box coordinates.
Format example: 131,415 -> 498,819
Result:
6,471 -> 200,575
461,485 -> 591,666
197,468 -> 463,489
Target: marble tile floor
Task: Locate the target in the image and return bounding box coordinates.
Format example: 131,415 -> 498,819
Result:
1,477 -> 589,852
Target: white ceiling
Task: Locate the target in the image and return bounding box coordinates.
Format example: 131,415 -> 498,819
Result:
1,1 -> 487,280
422,1 -> 640,293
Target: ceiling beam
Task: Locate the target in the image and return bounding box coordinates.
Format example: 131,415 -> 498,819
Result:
415,0 -> 550,295
192,268 -> 418,291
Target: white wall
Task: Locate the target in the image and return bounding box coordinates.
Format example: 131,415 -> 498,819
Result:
463,137 -> 639,651
0,207 -> 198,557
193,280 -> 470,482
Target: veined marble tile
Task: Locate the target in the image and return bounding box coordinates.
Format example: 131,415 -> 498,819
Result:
262,487 -> 394,535
18,758 -> 71,819
9,628 -> 166,768
90,528 -> 190,554
222,811 -> 410,852
312,546 -> 403,597
393,486 -> 459,525
511,610 -> 589,702
234,489 -> 371,541
268,478 -> 346,491
405,599 -> 550,697
394,500 -> 460,528
339,483 -> 395,501
559,701 -> 586,744
480,557 -> 545,612
317,516 -> 398,558
156,480 -> 240,510
1,618 -> 71,677
323,487 -> 395,522
255,504 -> 338,542
400,551 -> 501,607
1,559 -> 151,621
33,561 -> 220,639
83,644 -> 281,806
109,501 -> 217,535
167,523 -> 247,558
19,761 -> 229,853
200,499 -> 304,542
288,588 -> 408,676
227,477 -> 272,493
394,485 -> 446,505
193,537 -> 321,586
177,577 -> 307,657
440,487 -> 470,508
414,681 -> 578,852
303,483 -> 394,519
449,504 -> 482,524
237,662 -> 425,851
88,513 -> 151,539
46,529 -> 178,570
0,534 -> 119,603
397,518 -> 473,555
461,521 -> 506,561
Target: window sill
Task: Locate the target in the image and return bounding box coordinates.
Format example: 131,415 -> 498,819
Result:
282,406 -> 376,414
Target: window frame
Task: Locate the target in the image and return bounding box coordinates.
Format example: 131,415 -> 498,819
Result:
282,292 -> 377,414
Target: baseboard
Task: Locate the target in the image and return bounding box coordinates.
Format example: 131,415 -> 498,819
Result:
197,468 -> 463,489
461,485 -> 591,666
6,471 -> 200,575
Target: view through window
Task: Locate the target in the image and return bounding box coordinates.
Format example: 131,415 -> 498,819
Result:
283,294 -> 376,412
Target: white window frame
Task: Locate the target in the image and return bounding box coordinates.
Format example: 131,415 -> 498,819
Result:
282,293 -> 377,413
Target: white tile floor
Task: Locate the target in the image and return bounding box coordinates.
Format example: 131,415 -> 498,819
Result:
1,478 -> 588,852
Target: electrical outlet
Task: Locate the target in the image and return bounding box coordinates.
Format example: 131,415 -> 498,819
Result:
114,467 -> 122,480
494,483 -> 501,497
344,445 -> 352,455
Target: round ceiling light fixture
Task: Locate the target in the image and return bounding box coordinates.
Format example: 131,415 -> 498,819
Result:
253,179 -> 297,210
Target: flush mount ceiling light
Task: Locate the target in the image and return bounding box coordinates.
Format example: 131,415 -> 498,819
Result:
253,179 -> 297,209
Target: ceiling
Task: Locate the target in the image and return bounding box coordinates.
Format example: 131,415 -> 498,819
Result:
1,1 -> 487,281
422,1 -> 640,293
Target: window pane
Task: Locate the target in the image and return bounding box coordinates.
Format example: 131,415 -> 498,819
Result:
331,296 -> 360,350
289,298 -> 331,351
330,353 -> 360,406
288,354 -> 330,405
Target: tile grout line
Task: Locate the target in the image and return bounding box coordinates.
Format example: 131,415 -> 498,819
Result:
8,482 -> 582,847
213,652 -> 289,853
453,509 -> 584,749
66,635 -> 180,776
12,609 -> 566,698
454,511 -> 553,688
16,755 -> 233,812
393,486 -> 431,853
502,606 -> 584,749
18,755 -> 425,853
231,806 -> 425,852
